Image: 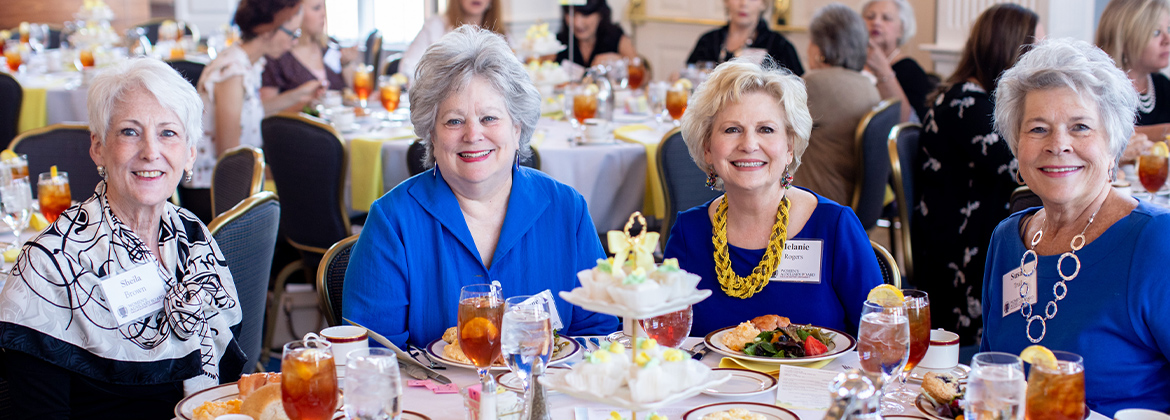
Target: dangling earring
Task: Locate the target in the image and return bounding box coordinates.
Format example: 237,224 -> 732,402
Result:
96,165 -> 107,179
780,164 -> 793,189
183,169 -> 193,183
705,172 -> 718,189
514,152 -> 520,169
1014,169 -> 1026,186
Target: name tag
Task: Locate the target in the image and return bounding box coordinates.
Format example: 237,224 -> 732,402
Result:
99,263 -> 167,326
1001,261 -> 1038,317
770,240 -> 823,283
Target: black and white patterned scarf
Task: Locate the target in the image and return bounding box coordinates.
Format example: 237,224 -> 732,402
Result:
0,181 -> 243,395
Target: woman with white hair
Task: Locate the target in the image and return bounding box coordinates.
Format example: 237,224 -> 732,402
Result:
343,26 -> 618,348
663,59 -> 882,337
862,0 -> 932,121
982,38 -> 1170,416
0,58 -> 242,418
794,3 -> 881,206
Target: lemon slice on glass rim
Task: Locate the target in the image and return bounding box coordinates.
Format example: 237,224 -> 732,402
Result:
673,78 -> 693,91
1020,345 -> 1058,370
867,284 -> 904,308
1152,141 -> 1170,158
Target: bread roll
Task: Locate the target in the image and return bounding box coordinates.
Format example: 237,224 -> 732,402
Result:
240,383 -> 291,420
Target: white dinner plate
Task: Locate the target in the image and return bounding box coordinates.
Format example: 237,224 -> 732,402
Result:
703,325 -> 856,365
174,383 -> 429,420
334,410 -> 431,420
700,368 -> 778,397
915,393 -> 957,420
495,366 -> 570,394
425,335 -> 581,371
542,369 -> 732,411
907,364 -> 971,384
683,402 -> 801,420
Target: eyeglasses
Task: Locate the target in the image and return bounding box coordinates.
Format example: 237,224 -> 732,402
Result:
278,26 -> 301,40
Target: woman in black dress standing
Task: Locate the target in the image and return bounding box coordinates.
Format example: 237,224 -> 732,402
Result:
555,0 -> 637,68
686,0 -> 803,75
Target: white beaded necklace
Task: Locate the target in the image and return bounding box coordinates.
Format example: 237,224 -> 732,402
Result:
1138,73 -> 1156,114
1018,208 -> 1099,343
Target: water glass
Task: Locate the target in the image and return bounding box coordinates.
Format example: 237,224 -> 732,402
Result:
857,300 -> 910,386
965,352 -> 1026,420
0,178 -> 32,251
344,348 -> 402,420
501,295 -> 554,390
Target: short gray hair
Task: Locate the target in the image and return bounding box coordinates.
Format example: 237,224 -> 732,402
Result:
408,25 -> 540,167
87,57 -> 203,148
810,3 -> 869,71
994,38 -> 1137,165
680,59 -> 813,190
861,0 -> 916,47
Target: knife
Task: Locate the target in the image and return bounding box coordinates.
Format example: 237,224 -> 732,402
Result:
343,317 -> 452,385
691,342 -> 710,361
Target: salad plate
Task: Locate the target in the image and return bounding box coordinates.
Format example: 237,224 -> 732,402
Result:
703,324 -> 855,365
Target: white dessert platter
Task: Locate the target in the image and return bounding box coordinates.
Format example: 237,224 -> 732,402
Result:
541,369 -> 732,411
425,335 -> 581,371
703,325 -> 856,365
559,288 -> 712,320
682,402 -> 801,420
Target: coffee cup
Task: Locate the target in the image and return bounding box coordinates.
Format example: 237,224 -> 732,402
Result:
320,325 -> 368,377
1115,409 -> 1170,420
917,329 -> 960,370
331,106 -> 356,129
583,118 -> 608,141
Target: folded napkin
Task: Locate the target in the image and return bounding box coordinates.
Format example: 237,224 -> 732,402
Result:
4,247 -> 19,263
613,124 -> 666,219
719,356 -> 832,375
18,87 -> 48,133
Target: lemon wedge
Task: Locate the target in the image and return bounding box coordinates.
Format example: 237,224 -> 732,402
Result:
0,150 -> 16,161
584,83 -> 600,96
673,78 -> 693,91
1020,345 -> 1058,370
867,284 -> 904,308
30,213 -> 48,231
1153,141 -> 1169,158
390,73 -> 409,87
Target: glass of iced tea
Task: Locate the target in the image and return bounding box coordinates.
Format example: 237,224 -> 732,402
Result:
354,65 -> 374,109
4,41 -> 22,73
666,85 -> 689,126
627,57 -> 646,91
1025,351 -> 1084,420
377,75 -> 401,113
458,283 -> 504,420
78,47 -> 95,69
1137,143 -> 1169,199
639,306 -> 692,348
282,334 -> 339,420
884,290 -> 930,410
573,89 -> 598,125
37,172 -> 70,223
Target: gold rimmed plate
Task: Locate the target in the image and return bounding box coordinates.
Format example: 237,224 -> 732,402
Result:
683,402 -> 800,420
425,335 -> 580,371
703,325 -> 855,365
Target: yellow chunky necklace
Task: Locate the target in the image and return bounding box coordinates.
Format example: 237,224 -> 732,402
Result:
712,196 -> 790,299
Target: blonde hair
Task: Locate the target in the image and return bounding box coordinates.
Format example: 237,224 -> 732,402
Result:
1095,0 -> 1170,71
680,60 -> 813,189
446,0 -> 503,34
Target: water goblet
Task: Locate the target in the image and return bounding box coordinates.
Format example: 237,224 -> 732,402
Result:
0,178 -> 33,252
502,295 -> 554,390
856,300 -> 910,407
965,352 -> 1026,420
344,348 -> 403,420
639,306 -> 692,348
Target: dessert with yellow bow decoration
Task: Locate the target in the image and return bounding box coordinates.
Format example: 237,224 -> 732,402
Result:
576,212 -> 702,310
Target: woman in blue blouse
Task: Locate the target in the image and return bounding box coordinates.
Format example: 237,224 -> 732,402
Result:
982,38 -> 1170,416
343,26 -> 618,348
664,59 -> 882,338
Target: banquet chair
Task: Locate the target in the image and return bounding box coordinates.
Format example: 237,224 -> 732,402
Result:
406,139 -> 540,176
887,122 -> 921,285
261,112 -> 350,360
0,73 -> 20,150
1009,186 -> 1042,214
208,191 -> 281,374
316,234 -> 360,327
656,128 -> 720,248
871,240 -> 901,289
851,99 -> 901,231
211,145 -> 266,218
381,52 -> 403,77
167,59 -> 205,88
365,30 -> 383,80
9,124 -> 100,202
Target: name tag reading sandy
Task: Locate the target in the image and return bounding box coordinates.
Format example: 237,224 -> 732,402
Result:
99,263 -> 166,326
771,240 -> 823,283
1001,261 -> 1037,317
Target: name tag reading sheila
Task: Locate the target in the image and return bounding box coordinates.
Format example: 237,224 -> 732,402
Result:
99,263 -> 167,326
770,239 -> 823,284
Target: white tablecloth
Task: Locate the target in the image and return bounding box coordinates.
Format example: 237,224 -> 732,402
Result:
15,72 -> 89,126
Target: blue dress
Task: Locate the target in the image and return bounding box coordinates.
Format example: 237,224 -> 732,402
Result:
663,189 -> 883,337
981,200 -> 1170,416
343,166 -> 619,348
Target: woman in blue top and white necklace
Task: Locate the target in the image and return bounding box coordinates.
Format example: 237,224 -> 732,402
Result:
981,38 -> 1170,416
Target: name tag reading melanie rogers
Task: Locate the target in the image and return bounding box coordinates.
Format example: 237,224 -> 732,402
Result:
770,239 -> 823,283
98,263 -> 167,326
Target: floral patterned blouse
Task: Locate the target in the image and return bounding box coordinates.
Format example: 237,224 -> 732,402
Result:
190,45 -> 265,189
912,81 -> 1019,346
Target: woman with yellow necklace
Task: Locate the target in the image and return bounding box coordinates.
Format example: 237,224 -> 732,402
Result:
664,59 -> 883,338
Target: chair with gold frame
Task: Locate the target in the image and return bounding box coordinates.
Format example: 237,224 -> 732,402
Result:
0,72 -> 20,150
9,123 -> 100,202
871,240 -> 901,289
406,139 -> 540,176
887,122 -> 921,285
851,98 -> 901,230
260,112 -> 351,362
316,234 -> 360,327
656,127 -> 720,248
208,191 -> 281,374
211,145 -> 265,218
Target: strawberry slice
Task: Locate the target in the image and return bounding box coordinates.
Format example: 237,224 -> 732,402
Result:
803,336 -> 828,356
